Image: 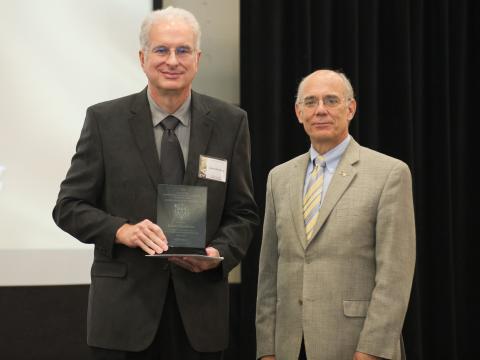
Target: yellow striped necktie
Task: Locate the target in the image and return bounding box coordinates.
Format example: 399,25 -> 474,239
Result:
303,156 -> 326,241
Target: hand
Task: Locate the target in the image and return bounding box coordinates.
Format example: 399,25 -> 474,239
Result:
168,247 -> 222,272
353,352 -> 384,360
260,356 -> 275,360
115,220 -> 168,255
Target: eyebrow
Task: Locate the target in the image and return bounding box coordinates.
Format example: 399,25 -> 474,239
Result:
304,94 -> 340,98
151,44 -> 192,49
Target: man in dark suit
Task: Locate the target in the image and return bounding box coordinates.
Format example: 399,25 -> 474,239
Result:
53,7 -> 258,360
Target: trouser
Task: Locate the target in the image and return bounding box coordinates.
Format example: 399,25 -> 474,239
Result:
298,337 -> 307,360
90,278 -> 223,360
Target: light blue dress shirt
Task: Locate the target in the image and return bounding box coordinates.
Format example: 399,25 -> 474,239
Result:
303,135 -> 351,207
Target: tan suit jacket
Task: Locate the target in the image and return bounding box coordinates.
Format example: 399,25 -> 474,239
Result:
256,139 -> 415,360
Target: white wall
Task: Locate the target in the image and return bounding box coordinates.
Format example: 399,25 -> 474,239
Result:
164,0 -> 240,104
0,0 -> 240,285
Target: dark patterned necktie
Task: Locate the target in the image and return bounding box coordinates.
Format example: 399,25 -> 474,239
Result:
160,115 -> 185,184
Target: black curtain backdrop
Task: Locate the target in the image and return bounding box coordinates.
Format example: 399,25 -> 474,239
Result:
240,0 -> 479,359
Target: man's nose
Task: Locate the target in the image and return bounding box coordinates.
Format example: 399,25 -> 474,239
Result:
314,100 -> 328,114
166,50 -> 179,65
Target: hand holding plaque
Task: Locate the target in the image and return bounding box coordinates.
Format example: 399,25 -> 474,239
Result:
165,246 -> 223,272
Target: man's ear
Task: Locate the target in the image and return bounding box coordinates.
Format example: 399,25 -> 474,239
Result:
196,50 -> 202,64
295,103 -> 303,123
139,50 -> 145,68
347,98 -> 357,121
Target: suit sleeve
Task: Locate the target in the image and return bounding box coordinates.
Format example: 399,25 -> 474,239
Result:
209,113 -> 259,276
52,108 -> 127,258
255,171 -> 278,358
356,161 -> 416,358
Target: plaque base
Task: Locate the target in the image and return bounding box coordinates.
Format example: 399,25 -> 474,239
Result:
146,254 -> 224,261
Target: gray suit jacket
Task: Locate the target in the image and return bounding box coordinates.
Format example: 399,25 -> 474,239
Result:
53,89 -> 258,352
256,139 -> 415,360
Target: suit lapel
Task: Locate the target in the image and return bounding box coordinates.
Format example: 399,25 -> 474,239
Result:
128,89 -> 214,188
184,91 -> 213,185
289,153 -> 310,249
306,139 -> 360,247
128,88 -> 162,187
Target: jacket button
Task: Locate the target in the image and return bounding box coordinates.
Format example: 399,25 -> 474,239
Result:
299,299 -> 303,305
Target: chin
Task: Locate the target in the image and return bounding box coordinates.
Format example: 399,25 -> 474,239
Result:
158,81 -> 184,91
160,77 -> 181,85
311,129 -> 332,138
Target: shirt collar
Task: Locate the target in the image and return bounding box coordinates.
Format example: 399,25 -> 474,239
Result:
309,135 -> 351,172
147,89 -> 191,128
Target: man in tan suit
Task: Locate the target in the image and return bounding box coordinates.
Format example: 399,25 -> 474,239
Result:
256,69 -> 415,360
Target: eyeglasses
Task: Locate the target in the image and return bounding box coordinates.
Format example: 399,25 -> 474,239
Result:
299,95 -> 346,109
150,45 -> 195,59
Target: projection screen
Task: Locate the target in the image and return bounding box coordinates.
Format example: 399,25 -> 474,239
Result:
0,0 -> 240,285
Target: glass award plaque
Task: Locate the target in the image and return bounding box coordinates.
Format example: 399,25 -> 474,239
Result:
154,184 -> 207,255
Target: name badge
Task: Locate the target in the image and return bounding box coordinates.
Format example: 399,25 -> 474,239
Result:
198,155 -> 227,183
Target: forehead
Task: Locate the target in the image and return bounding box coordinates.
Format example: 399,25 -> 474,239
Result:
148,19 -> 196,46
301,72 -> 346,97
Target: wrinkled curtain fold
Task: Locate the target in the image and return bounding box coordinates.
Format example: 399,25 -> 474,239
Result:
240,0 -> 479,359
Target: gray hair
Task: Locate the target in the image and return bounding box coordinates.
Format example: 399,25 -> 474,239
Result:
296,70 -> 355,104
139,6 -> 201,51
